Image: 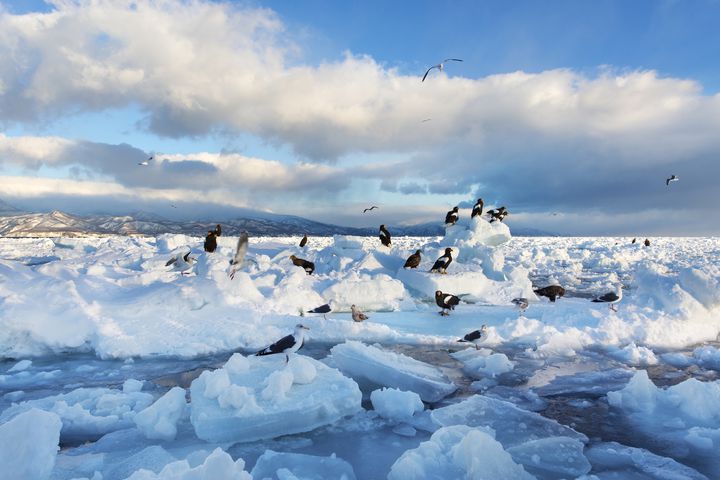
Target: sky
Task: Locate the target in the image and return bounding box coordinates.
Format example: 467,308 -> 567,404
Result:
1,0 -> 719,235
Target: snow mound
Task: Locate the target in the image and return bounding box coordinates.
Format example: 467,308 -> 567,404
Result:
441,216 -> 512,253
321,272 -> 407,312
607,342 -> 659,366
388,425 -> 533,480
370,388 -> 424,422
125,447 -> 251,480
134,386 -> 187,441
329,341 -> 457,402
0,386 -> 154,443
190,354 -> 361,443
0,408 -> 62,480
251,450 -> 356,480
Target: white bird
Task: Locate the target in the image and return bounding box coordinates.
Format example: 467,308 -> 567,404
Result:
351,304 -> 369,322
255,324 -> 309,362
138,156 -> 153,166
511,298 -> 529,311
422,58 -> 463,82
666,174 -> 679,186
165,250 -> 195,275
228,232 -> 249,280
592,285 -> 623,311
457,325 -> 488,350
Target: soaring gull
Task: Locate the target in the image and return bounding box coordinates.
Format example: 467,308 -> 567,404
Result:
422,58 -> 463,82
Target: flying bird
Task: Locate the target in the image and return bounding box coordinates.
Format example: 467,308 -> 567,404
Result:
422,58 -> 463,82
351,304 -> 369,322
511,298 -> 529,311
592,285 -> 623,312
445,206 -> 459,226
138,156 -> 153,166
363,206 -> 379,213
403,250 -> 422,269
299,235 -> 308,248
430,247 -> 453,274
421,118 -> 432,123
290,255 -> 315,275
534,285 -> 565,302
435,290 -> 460,316
379,224 -> 392,247
666,175 -> 679,186
307,303 -> 331,320
457,325 -> 488,349
255,324 -> 309,362
166,250 -> 196,275
228,232 -> 249,280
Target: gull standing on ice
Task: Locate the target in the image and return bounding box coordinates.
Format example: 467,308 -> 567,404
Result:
592,285 -> 623,312
228,232 -> 249,280
351,304 -> 369,322
306,303 -> 331,320
255,324 -> 310,362
422,58 -> 463,82
511,298 -> 529,311
435,290 -> 460,316
166,250 -> 195,275
666,174 -> 679,186
457,325 -> 488,349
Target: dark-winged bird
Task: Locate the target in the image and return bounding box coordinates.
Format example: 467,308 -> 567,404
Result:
592,285 -> 623,312
471,198 -> 484,219
666,175 -> 679,186
228,232 -> 249,280
256,324 -> 310,362
457,325 -> 488,349
422,58 -> 463,82
166,250 -> 195,275
214,224 -> 222,236
445,206 -> 459,226
489,206 -> 509,223
435,290 -> 460,316
404,250 -> 422,269
379,224 -> 392,247
511,298 -> 529,311
290,255 -> 315,275
644,238 -> 650,247
351,304 -> 369,322
631,238 -> 636,244
299,235 -> 308,248
203,230 -> 217,253
307,303 -> 331,319
363,206 -> 379,213
534,285 -> 565,302
430,247 -> 453,274
138,156 -> 153,166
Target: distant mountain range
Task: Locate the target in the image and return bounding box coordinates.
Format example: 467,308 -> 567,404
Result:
0,199 -> 553,237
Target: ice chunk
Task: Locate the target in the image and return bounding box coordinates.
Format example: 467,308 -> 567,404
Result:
190,355 -> 361,443
134,387 -> 187,441
585,441 -> 708,480
431,394 -> 587,448
123,378 -> 145,393
451,348 -> 515,379
329,341 -> 457,402
125,447 -> 251,480
370,388 -> 424,422
251,450 -> 357,480
388,425 -> 533,480
507,436 -> 591,478
608,342 -> 659,366
441,216 -> 512,252
8,359 -> 32,372
693,346 -> 720,370
0,408 -> 62,480
320,272 -> 407,311
285,355 -> 317,385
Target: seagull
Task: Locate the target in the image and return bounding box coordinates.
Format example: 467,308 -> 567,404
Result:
435,290 -> 460,316
255,324 -> 310,362
299,235 -> 308,248
403,249 -> 422,269
421,118 -> 432,123
170,204 -> 177,208
422,58 -> 463,82
363,206 -> 379,213
457,325 -> 488,350
533,285 -> 565,302
228,232 -> 249,280
430,247 -> 453,274
307,303 -> 331,320
379,224 -> 392,247
666,175 -> 679,186
511,298 -> 529,311
138,156 -> 153,166
351,304 -> 369,322
592,285 -> 623,311
165,250 -> 196,275
290,255 -> 315,275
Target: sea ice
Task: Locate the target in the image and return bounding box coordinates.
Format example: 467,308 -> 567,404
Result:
370,388 -> 424,422
0,408 -> 62,480
329,341 -> 457,402
451,348 -> 515,379
190,354 -> 361,443
124,447 -> 251,480
250,450 -> 357,480
134,386 -> 187,441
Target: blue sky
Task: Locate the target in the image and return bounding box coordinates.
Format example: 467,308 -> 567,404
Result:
1,0 -> 719,234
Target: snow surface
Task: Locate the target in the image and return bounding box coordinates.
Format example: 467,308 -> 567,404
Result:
0,408 -> 62,480
1,227 -> 720,479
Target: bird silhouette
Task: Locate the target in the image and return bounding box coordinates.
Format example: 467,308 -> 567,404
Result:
363,206 -> 379,213
422,59 -> 463,82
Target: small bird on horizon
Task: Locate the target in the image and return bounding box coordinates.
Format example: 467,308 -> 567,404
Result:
138,156 -> 153,166
255,324 -> 309,362
290,255 -> 315,275
644,238 -> 651,247
228,232 -> 249,280
435,290 -> 460,316
379,224 -> 392,247
430,247 -> 453,274
351,304 -> 369,322
422,58 -> 463,82
666,175 -> 679,186
363,206 -> 379,213
299,235 -> 308,248
457,325 -> 488,350
592,285 -> 623,312
534,285 -> 565,302
445,206 -> 459,226
403,250 -> 422,269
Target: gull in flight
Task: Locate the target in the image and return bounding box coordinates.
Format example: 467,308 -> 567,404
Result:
138,156 -> 153,166
363,205 -> 379,213
422,58 -> 463,82
666,174 -> 679,186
